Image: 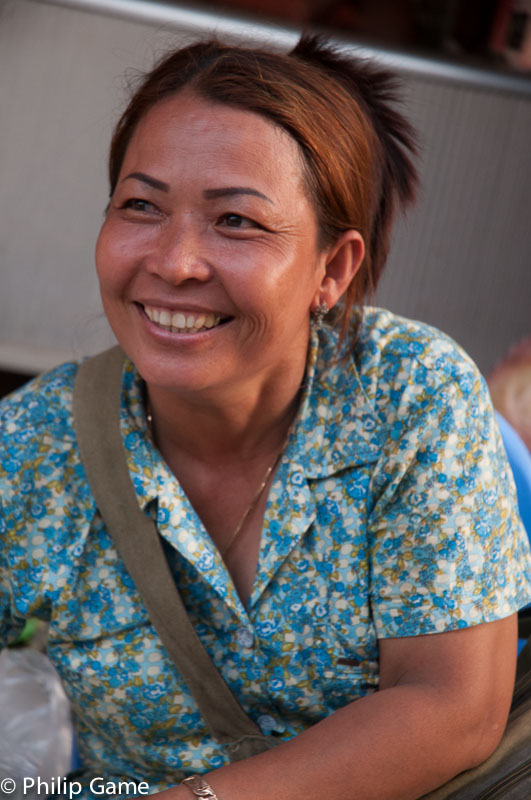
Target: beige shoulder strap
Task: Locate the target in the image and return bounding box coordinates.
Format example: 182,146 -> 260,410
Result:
73,347 -> 276,761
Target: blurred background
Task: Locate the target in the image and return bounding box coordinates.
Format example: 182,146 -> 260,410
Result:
0,0 -> 530,395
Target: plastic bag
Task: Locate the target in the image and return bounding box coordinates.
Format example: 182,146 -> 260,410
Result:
0,648 -> 73,798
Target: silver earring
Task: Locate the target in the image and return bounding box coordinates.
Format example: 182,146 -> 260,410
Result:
311,302 -> 329,330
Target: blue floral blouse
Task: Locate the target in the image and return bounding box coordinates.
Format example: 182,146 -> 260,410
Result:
1,307 -> 530,795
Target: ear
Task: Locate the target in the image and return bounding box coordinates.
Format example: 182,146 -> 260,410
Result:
311,230 -> 365,312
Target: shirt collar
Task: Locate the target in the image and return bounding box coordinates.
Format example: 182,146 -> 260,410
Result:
287,321 -> 383,479
115,324 -> 382,616
118,318 -> 383,502
118,357 -> 158,511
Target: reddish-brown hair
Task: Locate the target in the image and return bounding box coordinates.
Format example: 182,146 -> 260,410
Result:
108,36 -> 418,340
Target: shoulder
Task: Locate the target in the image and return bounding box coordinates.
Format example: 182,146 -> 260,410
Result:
0,361 -> 82,502
312,308 -> 494,464
351,307 -> 488,426
0,351 -> 143,497
356,307 -> 480,390
0,362 -> 86,593
0,360 -> 79,447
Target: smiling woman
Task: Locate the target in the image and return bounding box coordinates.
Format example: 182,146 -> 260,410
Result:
96,92 -> 345,406
1,35 -> 531,800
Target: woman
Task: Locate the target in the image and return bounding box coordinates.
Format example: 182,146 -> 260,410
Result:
1,35 -> 530,800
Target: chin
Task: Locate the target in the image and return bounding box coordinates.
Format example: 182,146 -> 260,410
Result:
130,349 -> 226,396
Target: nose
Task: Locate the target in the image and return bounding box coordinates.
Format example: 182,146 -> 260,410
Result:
145,216 -> 213,286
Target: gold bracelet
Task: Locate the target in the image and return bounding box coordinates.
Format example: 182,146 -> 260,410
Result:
181,775 -> 221,799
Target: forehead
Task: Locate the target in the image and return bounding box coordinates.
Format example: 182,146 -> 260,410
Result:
121,92 -> 307,196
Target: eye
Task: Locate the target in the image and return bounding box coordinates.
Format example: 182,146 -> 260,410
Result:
120,198 -> 159,213
217,213 -> 261,229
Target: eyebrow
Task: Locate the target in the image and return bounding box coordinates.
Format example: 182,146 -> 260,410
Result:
203,187 -> 272,204
121,172 -> 170,192
121,175 -> 272,204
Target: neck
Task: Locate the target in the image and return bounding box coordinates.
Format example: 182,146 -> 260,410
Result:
145,360 -> 306,467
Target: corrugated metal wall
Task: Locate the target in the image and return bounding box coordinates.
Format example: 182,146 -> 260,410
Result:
0,0 -> 530,374
377,76 -> 531,372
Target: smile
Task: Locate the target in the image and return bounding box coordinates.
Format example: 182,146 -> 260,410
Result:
143,305 -> 225,333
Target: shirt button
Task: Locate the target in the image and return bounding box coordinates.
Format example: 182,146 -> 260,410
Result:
257,714 -> 277,734
236,627 -> 254,649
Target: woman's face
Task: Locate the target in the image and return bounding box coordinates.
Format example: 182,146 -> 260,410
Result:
96,92 -> 334,398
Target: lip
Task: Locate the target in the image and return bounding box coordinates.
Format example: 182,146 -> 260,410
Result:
137,300 -> 228,315
135,302 -> 233,340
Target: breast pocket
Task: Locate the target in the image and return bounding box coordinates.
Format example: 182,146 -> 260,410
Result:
311,621 -> 379,710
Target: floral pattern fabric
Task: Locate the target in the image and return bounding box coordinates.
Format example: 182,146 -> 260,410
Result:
1,307 -> 531,795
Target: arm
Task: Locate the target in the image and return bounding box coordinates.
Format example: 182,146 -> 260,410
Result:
160,614 -> 517,800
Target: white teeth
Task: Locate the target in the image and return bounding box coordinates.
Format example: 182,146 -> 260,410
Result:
144,306 -> 223,333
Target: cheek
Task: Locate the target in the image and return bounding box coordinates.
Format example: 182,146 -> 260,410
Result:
95,223 -> 113,284
95,222 -> 133,292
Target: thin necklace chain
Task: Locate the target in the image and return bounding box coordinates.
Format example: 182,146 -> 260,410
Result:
219,438 -> 288,559
145,403 -> 292,560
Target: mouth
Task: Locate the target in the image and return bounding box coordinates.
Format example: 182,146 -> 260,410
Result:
141,304 -> 231,334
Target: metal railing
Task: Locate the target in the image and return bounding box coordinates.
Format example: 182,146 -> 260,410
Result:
30,0 -> 531,96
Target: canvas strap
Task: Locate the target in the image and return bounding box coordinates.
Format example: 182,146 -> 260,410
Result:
73,346 -> 276,762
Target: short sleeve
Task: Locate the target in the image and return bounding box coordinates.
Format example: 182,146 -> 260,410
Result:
0,502 -> 26,647
496,412 -> 531,542
368,363 -> 531,639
